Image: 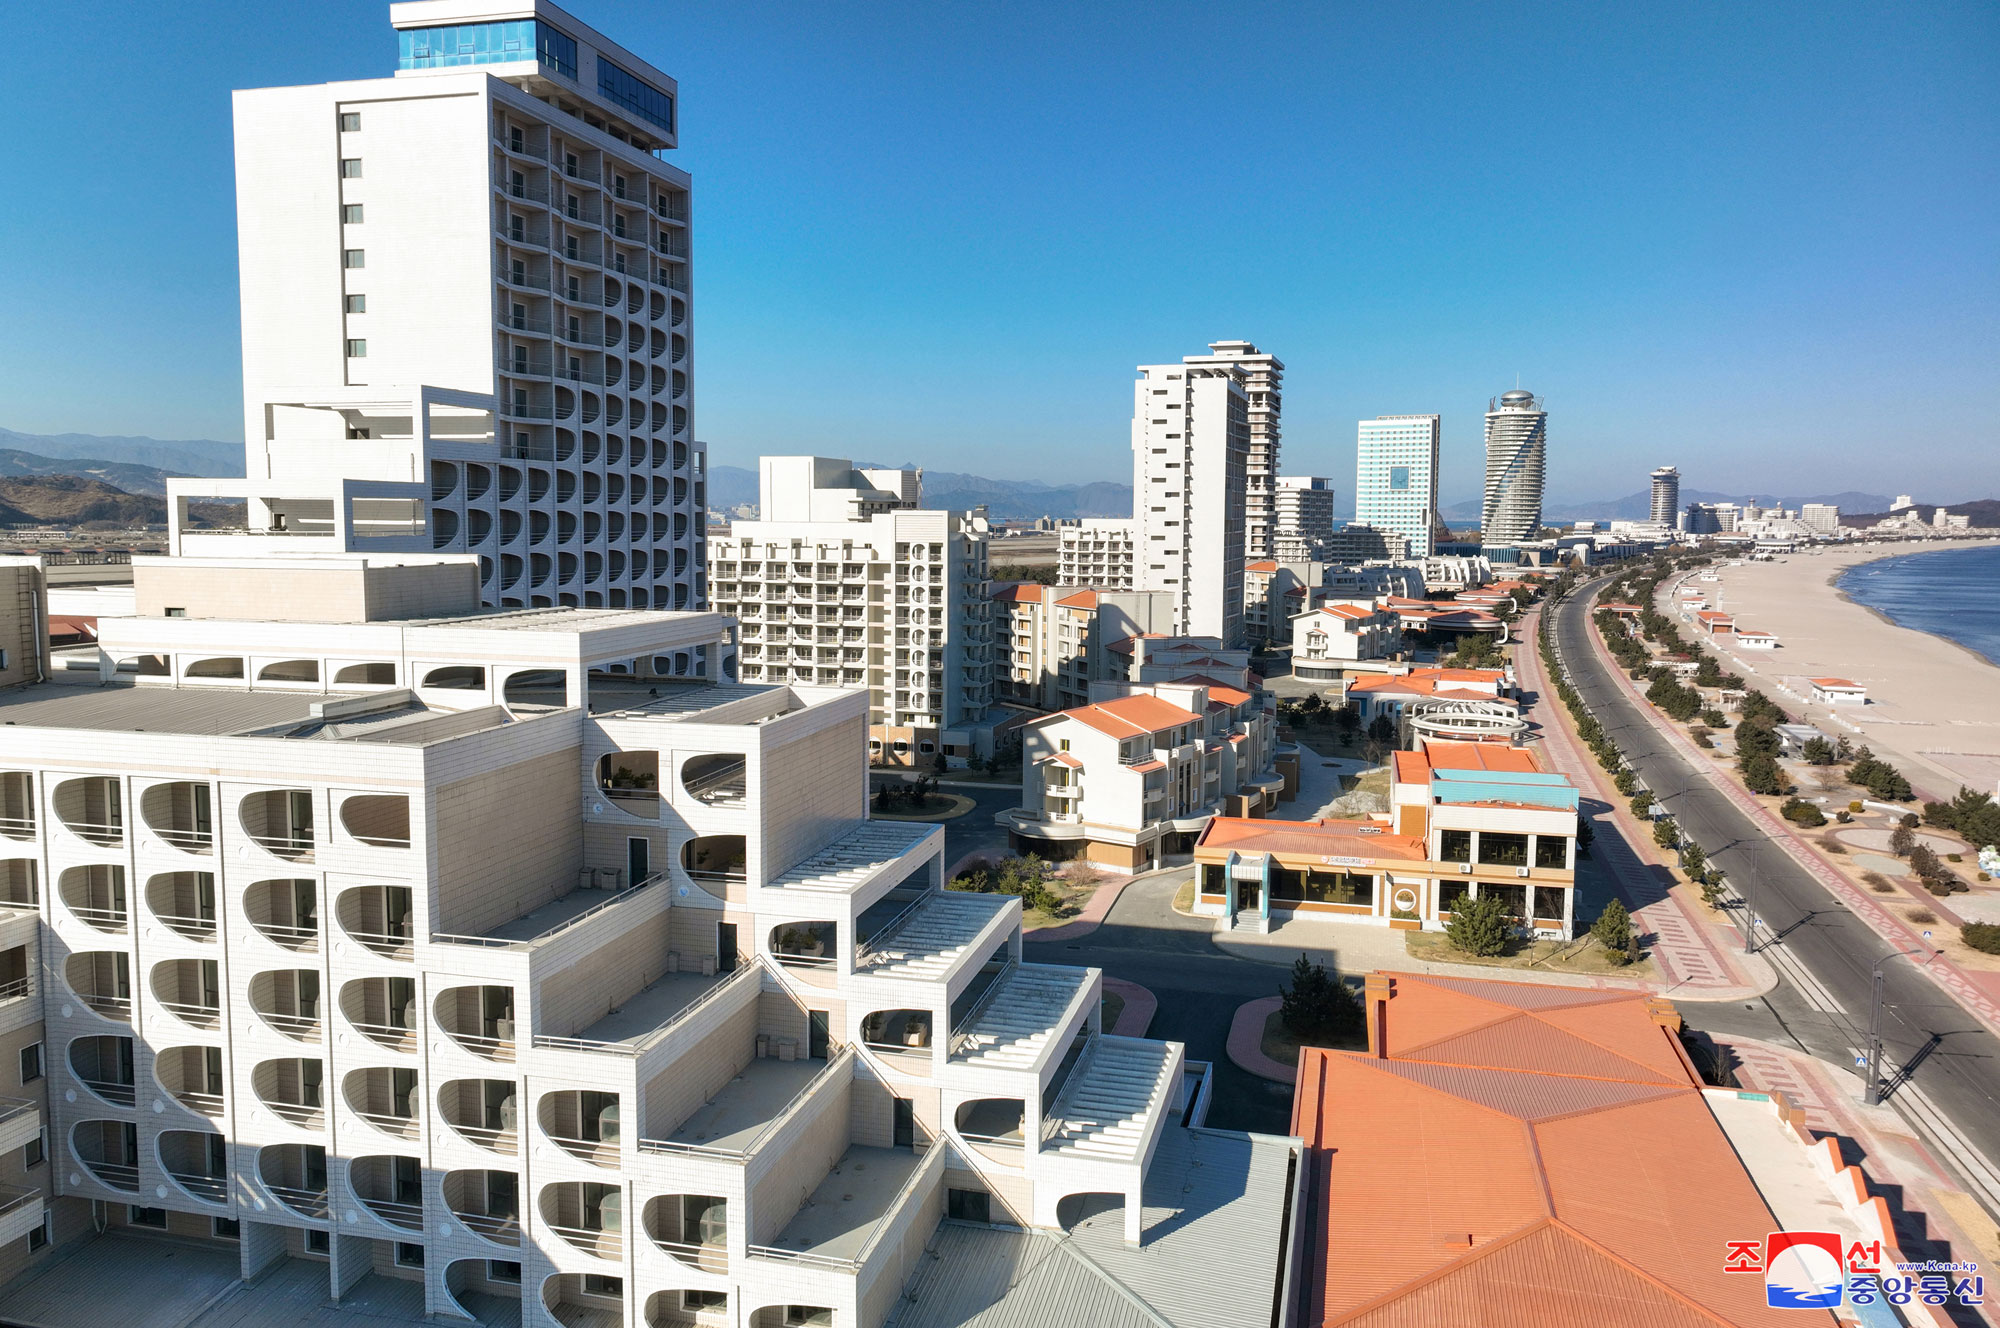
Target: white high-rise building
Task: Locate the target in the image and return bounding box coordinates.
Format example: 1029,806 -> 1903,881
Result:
195,0 -> 704,617
1129,361 -> 1251,644
1355,415 -> 1442,558
709,459 -> 997,765
1649,466 -> 1680,526
1271,477 -> 1337,562
1481,390 -> 1548,545
1181,342 -> 1282,558
1801,503 -> 1841,535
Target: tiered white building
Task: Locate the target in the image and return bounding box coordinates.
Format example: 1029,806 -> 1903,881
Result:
0,551 -> 1298,1326
182,0 -> 705,620
1179,343 -> 1282,559
708,459 -> 997,767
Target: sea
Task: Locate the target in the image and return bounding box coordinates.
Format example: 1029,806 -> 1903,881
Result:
1837,544 -> 2000,669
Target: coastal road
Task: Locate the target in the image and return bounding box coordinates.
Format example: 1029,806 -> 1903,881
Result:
1548,580 -> 2000,1212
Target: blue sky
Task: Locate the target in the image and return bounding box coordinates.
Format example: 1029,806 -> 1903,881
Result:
2,1 -> 1994,505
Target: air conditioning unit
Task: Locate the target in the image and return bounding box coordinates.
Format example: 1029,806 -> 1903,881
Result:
1459,862 -> 1473,874
1515,866 -> 1530,878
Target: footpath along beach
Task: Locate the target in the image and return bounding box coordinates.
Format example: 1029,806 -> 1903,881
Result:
1684,540 -> 2000,802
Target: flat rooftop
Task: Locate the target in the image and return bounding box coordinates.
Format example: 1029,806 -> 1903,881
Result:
762,1145 -> 926,1264
574,968 -> 729,1046
0,683 -> 366,737
587,680 -> 793,719
659,1056 -> 824,1152
765,820 -> 936,894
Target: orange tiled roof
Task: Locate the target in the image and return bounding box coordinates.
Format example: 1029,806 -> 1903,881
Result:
989,582 -> 1045,603
1054,589 -> 1099,609
1292,974 -> 1807,1328
1047,691 -> 1201,739
1106,633 -> 1166,656
1810,677 -> 1861,689
1195,816 -> 1428,862
1172,673 -> 1251,705
1415,742 -> 1541,774
1246,559 -> 1280,572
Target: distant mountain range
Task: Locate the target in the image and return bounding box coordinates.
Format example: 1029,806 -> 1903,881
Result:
0,428 -> 242,480
1842,498 -> 2000,528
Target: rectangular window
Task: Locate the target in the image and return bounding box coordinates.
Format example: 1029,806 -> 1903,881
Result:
214,1217 -> 240,1241
341,204 -> 364,224
1534,836 -> 1570,870
342,249 -> 365,269
24,1128 -> 44,1168
582,1275 -> 623,1297
1438,879 -> 1473,914
338,112 -> 360,132
948,1188 -> 993,1222
398,20 -> 576,80
395,1242 -> 426,1268
19,1042 -> 41,1083
163,607 -> 186,618
488,1260 -> 521,1283
128,1206 -> 168,1229
1476,832 -> 1529,868
684,1290 -> 728,1311
304,1228 -> 330,1255
345,294 -> 366,314
346,339 -> 367,358
1438,829 -> 1472,863
28,1215 -> 48,1250
339,158 -> 362,178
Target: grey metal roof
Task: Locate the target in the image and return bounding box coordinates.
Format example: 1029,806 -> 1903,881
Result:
887,1222 -> 1168,1328
888,1126 -> 1298,1328
0,683 -> 362,737
765,820 -> 936,893
1064,1126 -> 1300,1328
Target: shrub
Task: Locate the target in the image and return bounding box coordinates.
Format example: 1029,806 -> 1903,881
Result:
1613,769 -> 1638,796
1741,752 -> 1785,796
1964,923 -> 2000,956
1861,871 -> 1895,893
1836,811 -> 1852,823
1906,909 -> 1937,926
1780,798 -> 1827,827
1575,818 -> 1595,854
1279,955 -> 1363,1044
1629,791 -> 1654,817
1691,728 -> 1714,749
1890,825 -> 1916,856
1445,893 -> 1516,958
1591,900 -> 1635,966
1652,819 -> 1680,851
1800,736 -> 1835,765
1849,801 -> 1864,814
1820,836 -> 1846,854
1946,853 -> 1962,863
1701,708 -> 1729,729
1900,812 -> 1921,830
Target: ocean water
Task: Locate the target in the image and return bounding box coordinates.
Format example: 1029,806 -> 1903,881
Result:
1838,545 -> 2000,668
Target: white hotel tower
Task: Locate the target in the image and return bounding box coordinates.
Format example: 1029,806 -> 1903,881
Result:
190,0 -> 704,620
1479,389 -> 1548,546
1355,414 -> 1442,558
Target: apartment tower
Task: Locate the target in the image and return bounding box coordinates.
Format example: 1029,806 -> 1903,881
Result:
1129,361 -> 1251,645
224,0 -> 703,616
1480,389 -> 1548,545
1649,466 -> 1680,526
1355,414 -> 1442,558
708,459 -> 996,765
1181,342 -> 1282,558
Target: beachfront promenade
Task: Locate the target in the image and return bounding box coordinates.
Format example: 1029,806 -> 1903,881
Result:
1543,582 -> 2000,1221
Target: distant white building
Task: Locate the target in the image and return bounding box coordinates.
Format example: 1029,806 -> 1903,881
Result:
1800,503 -> 1840,535
1357,415 -> 1442,557
1272,477 -> 1337,559
710,457 -> 996,764
1183,341 -> 1283,558
1057,519 -> 1135,589
1649,466 -> 1680,526
1291,604 -> 1401,681
1481,390 -> 1547,544
1809,676 -> 1868,706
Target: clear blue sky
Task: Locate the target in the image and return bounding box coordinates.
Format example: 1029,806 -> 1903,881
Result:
2,1 -> 1994,506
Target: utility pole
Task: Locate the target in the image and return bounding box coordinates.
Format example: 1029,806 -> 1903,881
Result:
1864,947 -> 1943,1106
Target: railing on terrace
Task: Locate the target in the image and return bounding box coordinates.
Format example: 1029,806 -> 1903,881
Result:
853,897 -> 929,966
347,928 -> 415,959
78,1078 -> 135,1108
446,1121 -> 517,1155
348,830 -> 412,849
264,1101 -> 325,1130
544,1223 -> 621,1258
150,827 -> 212,852
544,1133 -> 621,1167
155,912 -> 218,941
355,1110 -> 421,1140
0,977 -> 27,1002
173,1091 -> 225,1117
167,1171 -> 228,1204
82,1160 -> 140,1190
79,993 -> 133,1020
531,957 -> 757,1056
433,872 -> 665,950
258,1011 -> 321,1041
0,815 -> 36,839
454,1209 -> 522,1245
62,820 -> 124,846
946,964 -> 1014,1056
0,1185 -> 39,1221
350,1021 -> 419,1053
249,833 -> 315,860
258,922 -> 319,951
445,1028 -> 515,1062
651,1235 -> 727,1271
747,1142 -> 942,1275
67,905 -> 128,931
265,1183 -> 330,1218
637,1045 -> 853,1161
359,1195 -> 424,1229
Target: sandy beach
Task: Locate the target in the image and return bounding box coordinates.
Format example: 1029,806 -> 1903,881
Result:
1673,540 -> 2000,801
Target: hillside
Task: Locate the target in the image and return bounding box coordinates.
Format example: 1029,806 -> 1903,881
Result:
0,428 -> 241,478
0,448 -> 190,497
0,475 -> 165,528
1841,499 -> 2000,529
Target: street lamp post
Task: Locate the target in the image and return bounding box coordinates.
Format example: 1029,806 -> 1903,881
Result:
1863,946 -> 1943,1106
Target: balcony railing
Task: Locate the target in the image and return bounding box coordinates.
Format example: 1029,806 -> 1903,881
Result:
150,827 -> 213,853
67,905 -> 128,932
157,1000 -> 221,1029
638,1046 -> 852,1161
444,1028 -> 515,1062
78,1078 -> 136,1108
173,1090 -> 225,1117
263,1101 -> 326,1130
433,871 -> 664,951
544,1134 -> 620,1167
531,959 -> 756,1056
358,1196 -> 424,1230
453,1209 -> 522,1246
446,1122 -> 517,1156
78,993 -> 132,1020
651,1236 -> 727,1272
81,1160 -> 140,1191
354,1110 -> 420,1140
265,1183 -> 330,1219
167,1171 -> 229,1204
63,820 -> 124,847
350,1021 -> 419,1053
256,923 -> 319,952
545,1222 -> 621,1259
155,913 -> 218,941
0,815 -> 34,839
346,929 -> 415,960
